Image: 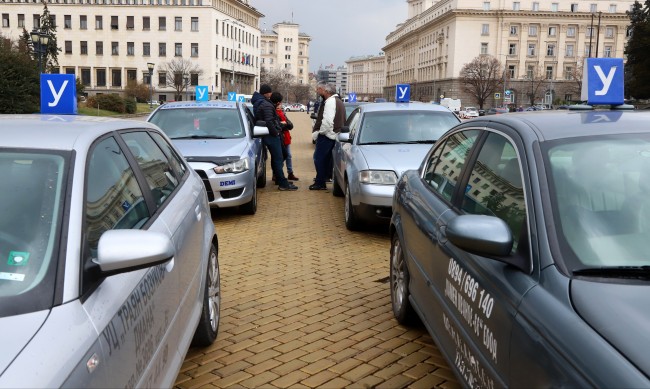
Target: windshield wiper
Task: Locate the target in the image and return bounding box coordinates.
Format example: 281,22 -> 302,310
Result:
399,140 -> 436,144
169,135 -> 228,140
573,266 -> 650,280
360,141 -> 402,145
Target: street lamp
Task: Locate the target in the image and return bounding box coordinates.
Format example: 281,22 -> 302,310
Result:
147,62 -> 155,108
183,75 -> 189,101
223,18 -> 244,92
30,29 -> 50,74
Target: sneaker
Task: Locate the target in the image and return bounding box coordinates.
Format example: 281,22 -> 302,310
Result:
288,173 -> 299,181
309,183 -> 327,191
279,183 -> 298,191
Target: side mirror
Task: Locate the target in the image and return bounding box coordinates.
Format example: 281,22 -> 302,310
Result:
337,132 -> 350,143
310,113 -> 317,120
253,122 -> 269,137
339,126 -> 350,133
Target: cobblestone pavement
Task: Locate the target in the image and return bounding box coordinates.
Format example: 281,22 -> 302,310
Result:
174,111 -> 461,389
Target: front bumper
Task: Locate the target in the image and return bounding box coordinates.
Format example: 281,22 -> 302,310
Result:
354,183 -> 394,221
189,161 -> 255,208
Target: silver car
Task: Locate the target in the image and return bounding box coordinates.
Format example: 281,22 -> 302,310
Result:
148,101 -> 267,215
0,115 -> 219,388
332,102 -> 460,230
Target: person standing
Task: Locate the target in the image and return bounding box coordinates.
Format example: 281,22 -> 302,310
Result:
251,84 -> 298,191
310,82 -> 345,191
271,91 -> 299,181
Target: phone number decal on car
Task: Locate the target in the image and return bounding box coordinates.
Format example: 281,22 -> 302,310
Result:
444,313 -> 495,389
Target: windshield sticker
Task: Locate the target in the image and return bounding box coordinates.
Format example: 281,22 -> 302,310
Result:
7,251 -> 30,266
0,272 -> 25,281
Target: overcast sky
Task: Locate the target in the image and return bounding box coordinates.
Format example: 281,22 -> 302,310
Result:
248,0 -> 407,72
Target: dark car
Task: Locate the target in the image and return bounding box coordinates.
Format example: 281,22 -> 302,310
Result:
389,107 -> 650,387
485,107 -> 509,115
478,109 -> 486,116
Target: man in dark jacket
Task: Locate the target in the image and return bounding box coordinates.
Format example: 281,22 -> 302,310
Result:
251,84 -> 297,191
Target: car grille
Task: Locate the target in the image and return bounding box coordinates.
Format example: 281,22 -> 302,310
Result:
195,170 -> 215,202
221,188 -> 244,199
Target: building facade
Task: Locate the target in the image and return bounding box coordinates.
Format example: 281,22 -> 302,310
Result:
382,0 -> 635,107
346,54 -> 386,102
0,0 -> 264,101
259,22 -> 310,85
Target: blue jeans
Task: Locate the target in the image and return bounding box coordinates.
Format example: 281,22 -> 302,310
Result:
263,135 -> 289,187
313,135 -> 335,186
284,144 -> 293,174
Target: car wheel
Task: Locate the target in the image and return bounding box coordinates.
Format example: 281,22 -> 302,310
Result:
239,180 -> 257,215
332,171 -> 343,197
256,156 -> 267,188
191,243 -> 220,347
390,233 -> 416,324
344,182 -> 360,231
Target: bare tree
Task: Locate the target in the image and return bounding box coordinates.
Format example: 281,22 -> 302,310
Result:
564,57 -> 585,101
260,68 -> 295,99
160,58 -> 203,100
523,66 -> 549,106
289,84 -> 311,104
460,55 -> 503,109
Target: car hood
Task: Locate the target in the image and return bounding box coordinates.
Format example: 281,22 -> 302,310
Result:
571,279 -> 650,376
171,138 -> 248,158
358,144 -> 432,177
0,310 -> 49,374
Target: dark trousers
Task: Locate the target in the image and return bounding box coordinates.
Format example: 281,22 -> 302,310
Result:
313,134 -> 335,186
263,135 -> 289,187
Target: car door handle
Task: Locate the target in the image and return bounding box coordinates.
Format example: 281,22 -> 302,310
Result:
195,205 -> 202,221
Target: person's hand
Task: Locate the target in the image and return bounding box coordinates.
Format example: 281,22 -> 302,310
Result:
312,131 -> 319,142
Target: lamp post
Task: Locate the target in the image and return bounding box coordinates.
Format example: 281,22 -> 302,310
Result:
223,18 -> 244,92
183,75 -> 189,101
147,62 -> 155,108
30,29 -> 50,74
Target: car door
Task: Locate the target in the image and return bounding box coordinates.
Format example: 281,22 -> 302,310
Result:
333,107 -> 361,188
80,134 -> 181,389
434,130 -> 536,387
242,103 -> 264,179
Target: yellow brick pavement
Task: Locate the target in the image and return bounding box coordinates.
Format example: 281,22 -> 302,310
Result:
175,111 -> 460,389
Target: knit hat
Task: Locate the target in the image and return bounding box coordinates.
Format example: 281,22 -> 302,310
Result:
270,92 -> 283,104
259,84 -> 272,95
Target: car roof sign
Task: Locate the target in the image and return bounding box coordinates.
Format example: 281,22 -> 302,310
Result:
581,58 -> 624,106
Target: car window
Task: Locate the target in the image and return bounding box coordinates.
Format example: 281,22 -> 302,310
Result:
423,130 -> 480,202
85,136 -> 149,254
149,131 -> 187,181
149,107 -> 244,139
462,132 -> 526,253
347,109 -> 362,139
358,111 -> 459,144
121,131 -> 179,208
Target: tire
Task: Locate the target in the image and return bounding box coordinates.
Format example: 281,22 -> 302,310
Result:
390,234 -> 416,324
344,182 -> 360,231
332,171 -> 343,197
256,156 -> 267,188
191,243 -> 220,347
239,181 -> 257,215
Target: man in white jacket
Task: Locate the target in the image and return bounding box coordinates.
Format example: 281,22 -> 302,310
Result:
310,82 -> 346,190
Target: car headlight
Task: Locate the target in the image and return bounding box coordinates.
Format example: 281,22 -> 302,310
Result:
213,158 -> 249,174
359,170 -> 398,185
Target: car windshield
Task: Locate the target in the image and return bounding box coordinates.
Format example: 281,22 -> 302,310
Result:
546,136 -> 650,271
358,110 -> 459,145
149,107 -> 245,139
0,151 -> 67,317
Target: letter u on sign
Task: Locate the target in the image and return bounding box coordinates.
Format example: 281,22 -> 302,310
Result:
582,58 -> 624,105
40,74 -> 78,115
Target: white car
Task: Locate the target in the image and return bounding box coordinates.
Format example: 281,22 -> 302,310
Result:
462,106 -> 479,118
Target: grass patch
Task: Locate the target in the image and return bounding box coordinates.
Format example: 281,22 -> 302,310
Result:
77,102 -> 156,117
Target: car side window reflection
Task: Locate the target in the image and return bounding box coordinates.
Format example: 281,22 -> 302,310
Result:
462,132 -> 526,252
423,130 -> 480,202
347,110 -> 362,139
85,137 -> 148,254
149,131 -> 187,181
121,131 -> 179,208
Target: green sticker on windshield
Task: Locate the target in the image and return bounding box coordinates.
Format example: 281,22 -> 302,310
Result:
8,251 -> 30,266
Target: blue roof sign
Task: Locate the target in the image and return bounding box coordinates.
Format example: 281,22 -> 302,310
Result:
395,84 -> 410,103
40,74 -> 77,115
581,58 -> 624,105
195,86 -> 209,101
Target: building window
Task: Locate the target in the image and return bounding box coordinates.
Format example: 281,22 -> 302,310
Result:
609,4 -> 616,13
510,25 -> 518,36
81,68 -> 91,86
509,43 -> 517,55
529,25 -> 538,36
586,27 -> 594,38
513,2 -> 520,11
18,14 -> 24,28
111,69 -> 121,87
65,41 -> 72,54
143,16 -> 150,30
143,42 -> 150,56
548,26 -> 557,36
80,15 -> 87,29
571,3 -> 578,12
96,69 -> 106,86
585,44 -> 592,57
191,43 -> 198,57
64,15 -> 71,29
111,41 -> 118,55
158,72 -> 166,86
215,44 -> 219,58
567,26 -> 576,37
111,16 -> 118,30
604,46 -> 612,57
127,42 -> 134,56
605,27 -> 614,38
547,44 -> 555,56
127,69 -> 137,82
190,73 -> 198,85
508,64 -> 516,78
126,16 -> 134,30
159,42 -> 166,56
590,3 -> 597,12
175,43 -> 182,56
480,42 -> 488,54
159,16 -> 166,31
483,2 -> 490,11
95,15 -> 102,29
527,66 -> 534,79
175,17 -> 182,31
551,3 -> 558,12
528,43 -> 536,56
96,41 -> 103,55
191,17 -> 198,31
546,66 -> 553,79
565,67 -> 574,80
80,41 -> 87,55
532,2 -> 539,11
481,24 -> 489,35
33,14 -> 40,29
566,44 -> 574,57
